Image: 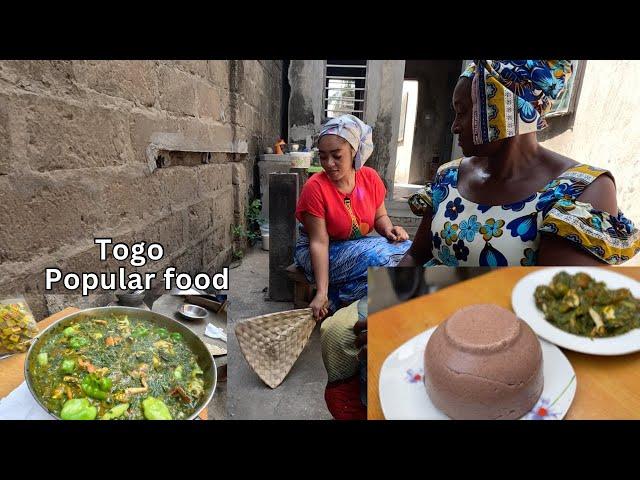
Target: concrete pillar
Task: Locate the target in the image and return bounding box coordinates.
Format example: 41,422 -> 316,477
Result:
364,60 -> 406,197
258,156 -> 293,223
268,173 -> 299,301
287,60 -> 325,146
289,167 -> 309,199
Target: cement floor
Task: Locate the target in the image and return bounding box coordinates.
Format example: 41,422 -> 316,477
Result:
226,246 -> 332,420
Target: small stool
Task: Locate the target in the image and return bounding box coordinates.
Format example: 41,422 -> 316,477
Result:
285,263 -> 315,308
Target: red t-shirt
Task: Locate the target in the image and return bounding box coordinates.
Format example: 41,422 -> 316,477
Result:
295,166 -> 387,240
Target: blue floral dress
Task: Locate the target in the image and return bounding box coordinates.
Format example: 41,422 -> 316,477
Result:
408,159 -> 640,266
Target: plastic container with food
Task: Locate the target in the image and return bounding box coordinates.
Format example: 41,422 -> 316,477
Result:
0,298 -> 39,356
289,152 -> 313,169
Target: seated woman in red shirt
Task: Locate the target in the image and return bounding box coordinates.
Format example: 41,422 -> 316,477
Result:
294,114 -> 412,320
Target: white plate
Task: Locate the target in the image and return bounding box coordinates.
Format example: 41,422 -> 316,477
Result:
511,267 -> 640,356
378,327 -> 576,420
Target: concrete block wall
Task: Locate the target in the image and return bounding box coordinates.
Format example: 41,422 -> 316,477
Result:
230,61 -> 283,227
0,60 -> 282,318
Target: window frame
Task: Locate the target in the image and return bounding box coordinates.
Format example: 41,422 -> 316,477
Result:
546,60 -> 586,118
323,60 -> 368,121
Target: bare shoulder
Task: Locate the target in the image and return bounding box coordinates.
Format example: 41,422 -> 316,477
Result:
579,174 -> 618,214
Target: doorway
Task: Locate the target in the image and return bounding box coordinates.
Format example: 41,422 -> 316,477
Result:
392,60 -> 461,202
394,80 -> 420,197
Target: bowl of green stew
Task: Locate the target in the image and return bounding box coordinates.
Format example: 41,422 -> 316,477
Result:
24,307 -> 216,420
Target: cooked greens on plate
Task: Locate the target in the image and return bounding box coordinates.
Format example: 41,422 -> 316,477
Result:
534,271 -> 640,338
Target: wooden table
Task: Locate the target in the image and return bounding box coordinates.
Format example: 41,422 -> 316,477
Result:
368,266 -> 640,420
0,307 -> 208,420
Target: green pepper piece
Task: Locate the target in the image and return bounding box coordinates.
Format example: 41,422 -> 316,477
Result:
61,358 -> 76,373
60,398 -> 97,420
69,336 -> 89,349
81,373 -> 111,400
101,403 -> 130,420
142,397 -> 172,420
169,332 -> 182,342
132,326 -> 149,338
99,377 -> 112,391
191,364 -> 203,378
173,365 -> 183,380
156,328 -> 169,339
37,352 -> 48,366
63,326 -> 77,337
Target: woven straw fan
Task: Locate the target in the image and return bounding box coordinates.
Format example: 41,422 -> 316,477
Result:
235,308 -> 316,389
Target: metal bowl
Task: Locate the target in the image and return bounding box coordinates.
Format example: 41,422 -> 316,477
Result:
115,289 -> 146,306
24,306 -> 216,420
178,304 -> 208,320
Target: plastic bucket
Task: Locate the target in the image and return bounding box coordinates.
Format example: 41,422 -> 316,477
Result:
260,224 -> 270,251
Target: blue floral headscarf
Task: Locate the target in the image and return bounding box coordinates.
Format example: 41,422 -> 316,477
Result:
461,60 -> 573,145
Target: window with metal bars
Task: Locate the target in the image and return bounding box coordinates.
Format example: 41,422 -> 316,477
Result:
324,60 -> 367,121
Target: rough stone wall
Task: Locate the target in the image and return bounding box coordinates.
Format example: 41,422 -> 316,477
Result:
232,60 -> 283,204
0,60 -> 282,319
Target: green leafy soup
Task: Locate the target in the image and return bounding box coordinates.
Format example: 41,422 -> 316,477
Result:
29,314 -> 206,420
